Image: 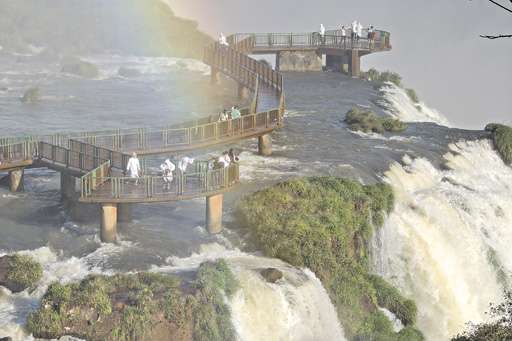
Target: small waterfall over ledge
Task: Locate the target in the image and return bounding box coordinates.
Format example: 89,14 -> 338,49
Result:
373,139 -> 512,340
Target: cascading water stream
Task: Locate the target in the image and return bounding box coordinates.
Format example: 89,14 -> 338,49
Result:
374,139 -> 512,340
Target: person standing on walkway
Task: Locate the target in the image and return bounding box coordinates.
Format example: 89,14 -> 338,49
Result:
368,25 -> 375,48
319,24 -> 326,45
218,33 -> 229,46
341,25 -> 347,48
351,21 -> 358,43
357,22 -> 363,43
160,158 -> 175,190
126,152 -> 141,185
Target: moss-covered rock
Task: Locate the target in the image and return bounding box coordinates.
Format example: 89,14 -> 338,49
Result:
20,87 -> 40,103
485,123 -> 512,165
26,260 -> 238,341
0,254 -> 43,293
234,177 -> 423,340
345,107 -> 407,134
406,88 -> 420,103
363,68 -> 402,87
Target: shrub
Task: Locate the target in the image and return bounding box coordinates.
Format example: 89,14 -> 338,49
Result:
485,123 -> 512,165
27,261 -> 239,341
363,68 -> 402,87
406,88 -> 420,103
5,254 -> 43,292
235,177 -> 422,339
370,275 -> 417,326
345,107 -> 407,134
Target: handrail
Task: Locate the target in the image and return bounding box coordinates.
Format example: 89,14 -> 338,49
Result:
80,160 -> 111,198
0,141 -> 39,164
81,163 -> 240,201
69,139 -> 130,170
38,142 -> 109,172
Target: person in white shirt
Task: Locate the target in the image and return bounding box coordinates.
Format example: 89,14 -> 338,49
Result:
357,22 -> 363,42
126,152 -> 141,185
218,33 -> 229,46
178,156 -> 194,174
319,24 -> 326,44
351,21 -> 358,42
341,25 -> 347,47
218,152 -> 231,168
160,159 -> 175,190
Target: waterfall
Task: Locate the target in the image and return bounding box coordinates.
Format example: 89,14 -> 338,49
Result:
374,139 -> 512,340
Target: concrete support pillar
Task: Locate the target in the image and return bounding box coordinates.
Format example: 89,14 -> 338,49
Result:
349,50 -> 361,78
206,194 -> 223,234
118,203 -> 132,223
275,53 -> 280,71
258,134 -> 272,156
60,173 -> 76,201
237,84 -> 250,100
100,203 -> 118,243
9,169 -> 24,192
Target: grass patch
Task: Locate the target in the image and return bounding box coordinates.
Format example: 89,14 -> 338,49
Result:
27,260 -> 239,341
345,107 -> 407,134
486,123 -> 512,165
5,254 -> 43,292
234,177 -> 423,340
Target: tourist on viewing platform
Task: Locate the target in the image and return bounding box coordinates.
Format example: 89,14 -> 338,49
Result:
368,25 -> 375,48
218,151 -> 231,168
218,33 -> 229,47
357,22 -> 363,43
319,24 -> 326,44
219,109 -> 229,122
341,26 -> 347,47
351,21 -> 358,42
126,152 -> 141,185
178,156 -> 194,174
230,106 -> 241,120
228,148 -> 239,164
160,159 -> 175,190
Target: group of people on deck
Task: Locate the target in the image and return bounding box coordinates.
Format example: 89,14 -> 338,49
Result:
125,151 -> 239,191
218,106 -> 241,122
318,23 -> 376,47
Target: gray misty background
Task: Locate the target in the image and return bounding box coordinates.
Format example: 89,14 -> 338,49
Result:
167,0 -> 511,129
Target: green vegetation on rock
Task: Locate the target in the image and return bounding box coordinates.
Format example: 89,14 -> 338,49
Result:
345,107 -> 407,134
364,68 -> 402,87
27,260 -> 239,341
20,87 -> 41,104
452,291 -> 512,341
406,88 -> 420,104
235,177 -> 423,340
485,123 -> 512,165
0,254 -> 43,293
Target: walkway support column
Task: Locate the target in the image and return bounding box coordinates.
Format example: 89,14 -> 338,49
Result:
60,173 -> 76,201
349,50 -> 361,78
275,53 -> 280,71
101,203 -> 118,243
258,134 -> 272,156
118,203 -> 132,223
206,194 -> 223,234
9,169 -> 24,192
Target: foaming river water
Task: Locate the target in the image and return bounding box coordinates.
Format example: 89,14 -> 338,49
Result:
0,52 -> 508,341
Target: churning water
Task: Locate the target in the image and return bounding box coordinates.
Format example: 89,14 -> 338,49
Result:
0,46 -> 507,341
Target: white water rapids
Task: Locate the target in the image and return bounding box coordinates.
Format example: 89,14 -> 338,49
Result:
374,139 -> 512,340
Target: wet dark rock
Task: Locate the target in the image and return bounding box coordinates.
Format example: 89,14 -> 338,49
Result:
61,57 -> 99,78
0,336 -> 13,341
118,67 -> 141,78
260,268 -> 283,283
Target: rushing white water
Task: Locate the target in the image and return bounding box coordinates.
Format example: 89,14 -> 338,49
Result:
158,243 -> 347,341
379,83 -> 451,127
374,139 -> 512,340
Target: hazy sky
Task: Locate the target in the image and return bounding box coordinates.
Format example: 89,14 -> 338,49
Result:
167,0 -> 511,129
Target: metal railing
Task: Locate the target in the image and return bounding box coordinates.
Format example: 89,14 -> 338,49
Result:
0,141 -> 39,166
227,29 -> 391,52
38,142 -> 109,172
72,109 -> 283,152
80,163 -> 240,201
204,42 -> 284,94
81,160 -> 111,197
69,139 -> 129,170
